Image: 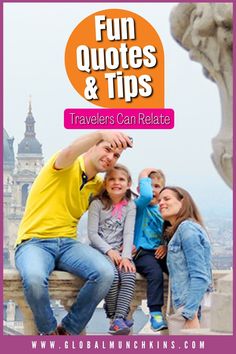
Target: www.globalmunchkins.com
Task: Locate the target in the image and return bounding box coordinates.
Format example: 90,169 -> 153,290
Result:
31,338 -> 205,351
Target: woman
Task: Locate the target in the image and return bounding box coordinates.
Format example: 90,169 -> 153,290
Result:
158,186 -> 212,332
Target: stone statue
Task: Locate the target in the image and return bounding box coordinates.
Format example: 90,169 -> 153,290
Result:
170,3 -> 233,188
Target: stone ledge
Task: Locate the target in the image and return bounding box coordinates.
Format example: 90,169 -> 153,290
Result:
3,268 -> 230,335
4,268 -> 150,303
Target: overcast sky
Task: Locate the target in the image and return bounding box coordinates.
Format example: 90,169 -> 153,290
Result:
3,2 -> 232,219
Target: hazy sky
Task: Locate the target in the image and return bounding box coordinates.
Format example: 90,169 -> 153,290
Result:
3,2 -> 232,218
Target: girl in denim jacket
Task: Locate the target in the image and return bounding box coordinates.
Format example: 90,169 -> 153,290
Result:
158,186 -> 212,331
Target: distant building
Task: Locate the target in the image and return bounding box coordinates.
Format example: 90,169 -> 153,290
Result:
3,101 -> 44,268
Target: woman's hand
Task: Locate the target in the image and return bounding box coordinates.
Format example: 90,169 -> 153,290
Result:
155,245 -> 167,259
119,258 -> 136,272
184,313 -> 200,329
107,249 -> 122,265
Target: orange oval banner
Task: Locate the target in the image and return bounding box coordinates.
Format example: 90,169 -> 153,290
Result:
65,9 -> 164,108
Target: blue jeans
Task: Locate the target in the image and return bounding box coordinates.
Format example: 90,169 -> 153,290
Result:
15,238 -> 114,334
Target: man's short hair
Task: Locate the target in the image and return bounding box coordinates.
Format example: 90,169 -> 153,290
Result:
96,139 -> 104,146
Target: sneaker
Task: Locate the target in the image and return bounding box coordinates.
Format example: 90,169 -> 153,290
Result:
124,319 -> 134,328
109,318 -> 130,335
150,312 -> 168,331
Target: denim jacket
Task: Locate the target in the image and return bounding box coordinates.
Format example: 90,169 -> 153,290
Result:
167,220 -> 212,320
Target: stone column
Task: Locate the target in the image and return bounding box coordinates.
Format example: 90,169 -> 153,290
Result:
210,272 -> 233,333
17,298 -> 38,335
6,300 -> 16,322
170,3 -> 233,188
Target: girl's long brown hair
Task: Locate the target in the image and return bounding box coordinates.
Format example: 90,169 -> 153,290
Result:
94,164 -> 133,210
160,186 -> 205,240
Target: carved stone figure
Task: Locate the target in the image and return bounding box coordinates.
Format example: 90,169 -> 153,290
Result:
170,3 -> 233,188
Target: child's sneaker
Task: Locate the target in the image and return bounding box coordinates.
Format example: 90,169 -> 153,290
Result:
150,312 -> 168,331
124,319 -> 134,328
109,318 -> 130,335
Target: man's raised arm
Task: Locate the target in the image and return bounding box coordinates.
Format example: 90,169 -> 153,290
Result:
54,130 -> 133,169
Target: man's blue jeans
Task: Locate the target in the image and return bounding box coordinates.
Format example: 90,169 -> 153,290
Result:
15,238 -> 114,335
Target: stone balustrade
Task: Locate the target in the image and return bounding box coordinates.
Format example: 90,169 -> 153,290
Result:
3,268 -> 231,335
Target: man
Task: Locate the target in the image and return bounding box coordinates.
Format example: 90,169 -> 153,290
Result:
15,130 -> 133,335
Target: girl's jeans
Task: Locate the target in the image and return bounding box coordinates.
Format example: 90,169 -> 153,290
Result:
15,238 -> 114,335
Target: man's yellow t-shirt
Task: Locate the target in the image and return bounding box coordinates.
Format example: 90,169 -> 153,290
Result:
15,153 -> 103,246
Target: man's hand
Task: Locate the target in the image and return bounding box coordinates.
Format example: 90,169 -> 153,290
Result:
107,249 -> 122,265
100,131 -> 133,149
155,245 -> 167,259
119,258 -> 136,272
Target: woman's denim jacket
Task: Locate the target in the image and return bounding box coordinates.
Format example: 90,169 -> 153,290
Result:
167,220 -> 212,320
